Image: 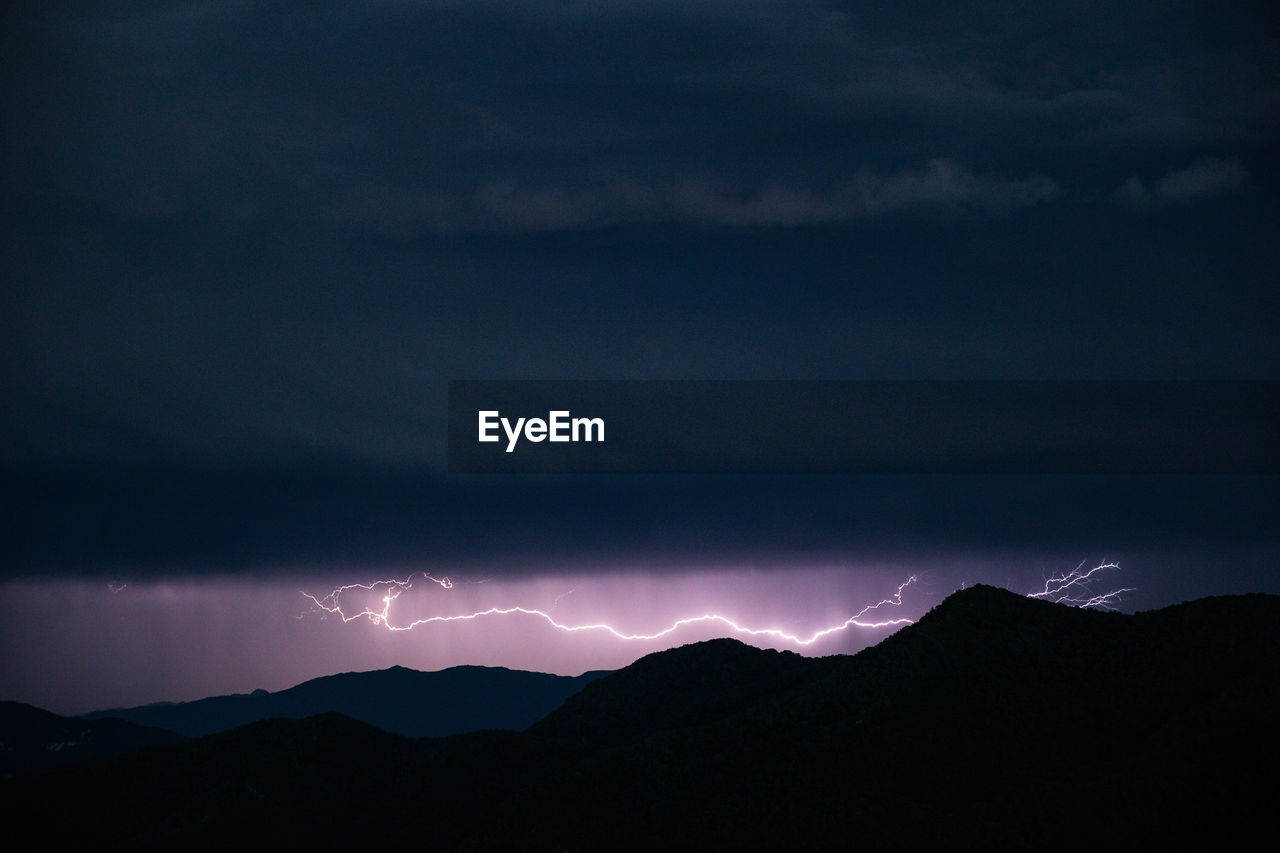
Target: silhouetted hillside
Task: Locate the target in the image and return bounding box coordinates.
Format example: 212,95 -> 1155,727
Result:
5,588 -> 1278,850
530,637 -> 819,747
0,701 -> 185,780
83,664 -> 610,737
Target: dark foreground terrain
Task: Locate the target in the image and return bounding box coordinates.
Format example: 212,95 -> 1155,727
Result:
4,586 -> 1278,850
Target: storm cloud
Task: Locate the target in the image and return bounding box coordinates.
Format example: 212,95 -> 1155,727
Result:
4,1 -> 1275,233
1114,156 -> 1250,210
2,0 -> 1277,713
3,1 -> 1278,573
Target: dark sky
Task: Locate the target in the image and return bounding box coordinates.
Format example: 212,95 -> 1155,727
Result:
1,1 -> 1277,710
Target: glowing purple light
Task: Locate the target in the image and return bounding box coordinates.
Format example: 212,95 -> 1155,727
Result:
302,574 -> 919,645
301,562 -> 1133,651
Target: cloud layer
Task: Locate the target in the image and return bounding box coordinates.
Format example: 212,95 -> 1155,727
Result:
1114,157 -> 1250,211
4,1 -> 1273,233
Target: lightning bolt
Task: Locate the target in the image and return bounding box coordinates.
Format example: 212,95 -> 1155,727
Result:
300,561 -> 1132,649
551,588 -> 577,611
1027,561 -> 1134,610
301,574 -> 918,646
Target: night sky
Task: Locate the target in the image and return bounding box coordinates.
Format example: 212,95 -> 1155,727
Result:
2,1 -> 1277,714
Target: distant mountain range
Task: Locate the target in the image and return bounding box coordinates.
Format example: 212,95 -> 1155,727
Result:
4,586 -> 1277,849
81,664 -> 611,738
0,701 -> 185,780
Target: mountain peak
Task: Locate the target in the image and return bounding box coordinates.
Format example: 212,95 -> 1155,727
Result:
924,581 -> 1107,625
11,592 -> 1279,849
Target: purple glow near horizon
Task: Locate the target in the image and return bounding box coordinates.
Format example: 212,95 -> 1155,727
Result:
0,559 -> 1139,715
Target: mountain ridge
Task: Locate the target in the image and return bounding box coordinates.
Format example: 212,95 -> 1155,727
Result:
81,662 -> 612,738
0,701 -> 186,780
6,587 -> 1278,849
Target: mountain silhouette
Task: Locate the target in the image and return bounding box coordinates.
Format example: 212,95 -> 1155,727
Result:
82,664 -> 610,738
4,586 -> 1277,850
0,701 -> 185,780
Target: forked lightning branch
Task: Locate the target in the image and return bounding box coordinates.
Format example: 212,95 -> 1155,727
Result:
301,563 -> 1132,649
478,410 -> 604,452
